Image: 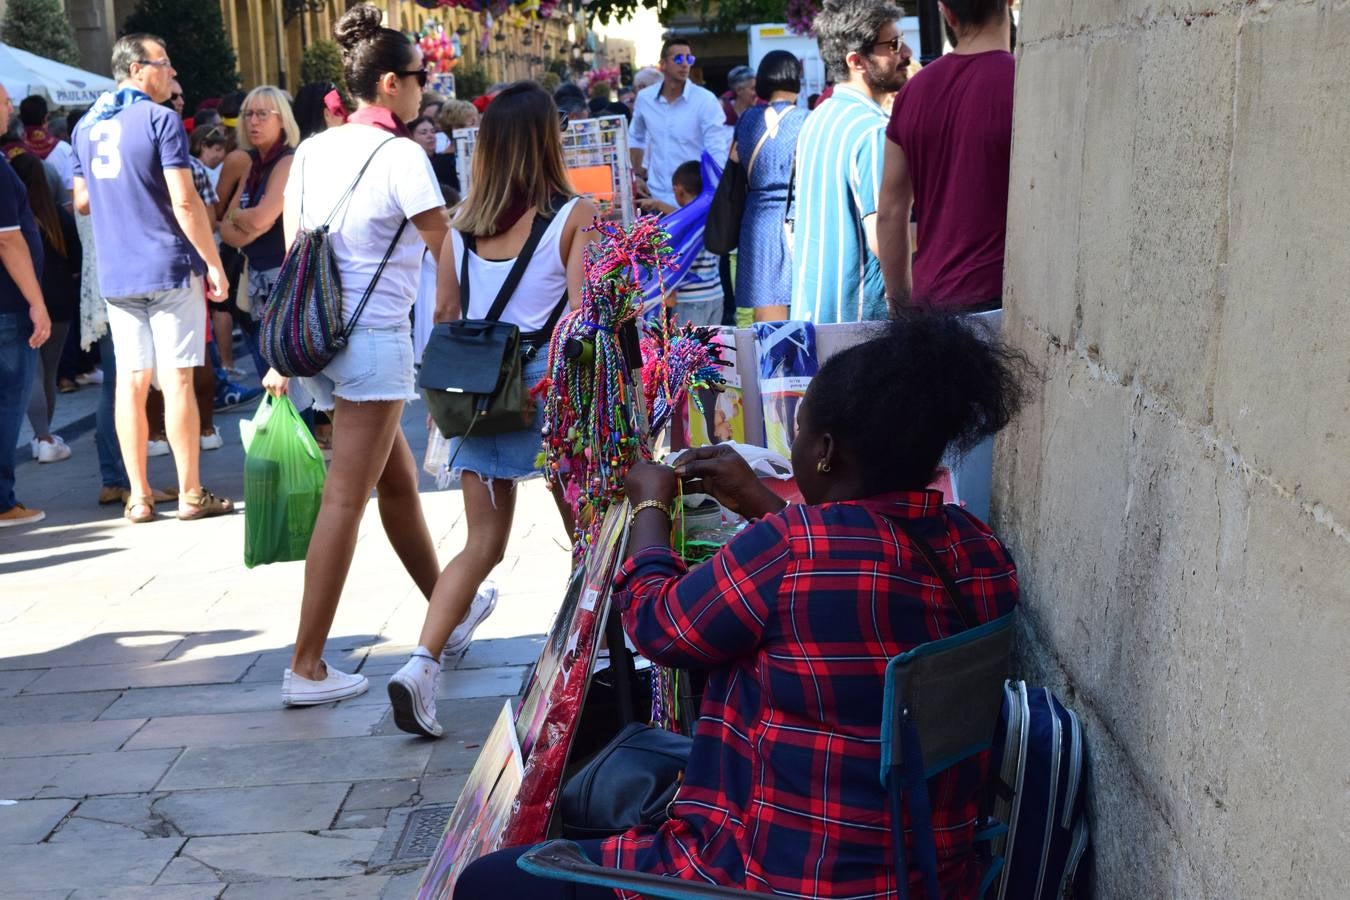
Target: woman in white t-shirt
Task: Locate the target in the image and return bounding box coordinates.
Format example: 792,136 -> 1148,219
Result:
386,83 -> 598,738
263,4 -> 450,708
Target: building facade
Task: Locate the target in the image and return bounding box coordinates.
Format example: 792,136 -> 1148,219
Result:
55,0 -> 577,100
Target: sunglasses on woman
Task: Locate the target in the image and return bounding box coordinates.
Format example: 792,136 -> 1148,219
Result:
396,67 -> 430,88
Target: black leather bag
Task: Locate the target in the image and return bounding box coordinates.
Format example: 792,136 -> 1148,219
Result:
560,722 -> 693,840
703,156 -> 747,255
419,203 -> 567,440
704,128 -> 773,256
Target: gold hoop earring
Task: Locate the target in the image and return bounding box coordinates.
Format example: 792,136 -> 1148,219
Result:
816,460 -> 831,474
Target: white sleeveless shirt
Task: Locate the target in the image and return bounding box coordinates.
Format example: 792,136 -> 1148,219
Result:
449,197 -> 580,332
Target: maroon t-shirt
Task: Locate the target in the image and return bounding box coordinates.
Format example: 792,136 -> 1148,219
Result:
887,50 -> 1014,309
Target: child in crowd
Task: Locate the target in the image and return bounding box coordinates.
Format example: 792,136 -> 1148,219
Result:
638,160 -> 724,329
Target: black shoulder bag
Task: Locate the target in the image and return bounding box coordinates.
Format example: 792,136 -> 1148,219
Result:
419,203 -> 568,444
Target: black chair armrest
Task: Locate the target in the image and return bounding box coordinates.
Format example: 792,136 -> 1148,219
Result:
518,840 -> 759,899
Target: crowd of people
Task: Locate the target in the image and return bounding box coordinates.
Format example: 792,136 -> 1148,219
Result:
0,0 -> 1027,895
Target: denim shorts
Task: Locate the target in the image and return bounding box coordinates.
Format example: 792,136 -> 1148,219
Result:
300,324 -> 416,412
446,353 -> 549,483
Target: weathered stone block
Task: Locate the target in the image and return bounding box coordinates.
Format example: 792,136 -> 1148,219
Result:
1114,14 -> 1239,422
1017,0 -> 1075,45
1004,38 -> 1087,337
1214,0 -> 1350,523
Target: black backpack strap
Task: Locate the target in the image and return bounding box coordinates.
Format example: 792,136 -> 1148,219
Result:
890,516 -> 978,630
340,217 -> 409,339
521,291 -> 570,359
458,195 -> 566,324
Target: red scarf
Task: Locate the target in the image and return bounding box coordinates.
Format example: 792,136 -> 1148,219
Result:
244,143 -> 290,206
323,90 -> 349,124
22,127 -> 58,160
346,104 -> 411,139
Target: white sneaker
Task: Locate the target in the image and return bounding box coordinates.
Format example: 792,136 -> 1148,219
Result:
388,650 -> 443,738
147,439 -> 170,457
281,662 -> 369,706
75,369 -> 103,386
200,429 -> 224,451
36,439 -> 72,463
442,582 -> 499,658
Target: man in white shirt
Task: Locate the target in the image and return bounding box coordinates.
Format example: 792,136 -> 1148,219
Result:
629,39 -> 730,207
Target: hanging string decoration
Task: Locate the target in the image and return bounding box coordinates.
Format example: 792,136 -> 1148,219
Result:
640,319 -> 728,437
540,215 -> 729,557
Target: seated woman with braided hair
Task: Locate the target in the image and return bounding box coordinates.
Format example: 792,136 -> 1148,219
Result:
455,313 -> 1031,898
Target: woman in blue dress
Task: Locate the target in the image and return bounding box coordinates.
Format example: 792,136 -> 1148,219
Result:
733,51 -> 808,321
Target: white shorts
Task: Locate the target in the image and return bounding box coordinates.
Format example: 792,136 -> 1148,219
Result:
104,276 -> 207,374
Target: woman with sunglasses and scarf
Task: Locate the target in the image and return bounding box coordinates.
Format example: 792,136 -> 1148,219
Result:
264,3 -> 451,707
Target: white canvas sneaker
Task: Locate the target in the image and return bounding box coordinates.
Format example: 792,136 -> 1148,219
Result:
281,662 -> 368,706
388,650 -> 443,738
147,439 -> 170,457
36,439 -> 72,463
442,582 -> 499,658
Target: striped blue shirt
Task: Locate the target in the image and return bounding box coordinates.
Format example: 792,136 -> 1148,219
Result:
790,85 -> 888,324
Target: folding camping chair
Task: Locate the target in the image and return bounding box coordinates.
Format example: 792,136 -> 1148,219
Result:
518,612 -> 1016,900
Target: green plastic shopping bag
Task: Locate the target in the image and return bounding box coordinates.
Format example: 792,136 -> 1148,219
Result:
241,396 -> 326,568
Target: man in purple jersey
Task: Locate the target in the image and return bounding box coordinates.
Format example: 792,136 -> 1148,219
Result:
72,33 -> 233,524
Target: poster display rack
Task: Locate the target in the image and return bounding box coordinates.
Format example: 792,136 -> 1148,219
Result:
453,114 -> 635,227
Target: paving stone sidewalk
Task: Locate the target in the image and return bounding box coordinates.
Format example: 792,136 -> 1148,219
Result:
1,397 -> 573,899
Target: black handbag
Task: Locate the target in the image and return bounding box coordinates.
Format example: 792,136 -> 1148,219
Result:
703,156 -> 746,256
559,722 -> 693,840
419,201 -> 568,442
704,128 -> 772,255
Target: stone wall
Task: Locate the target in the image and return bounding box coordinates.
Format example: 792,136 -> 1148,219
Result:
995,0 -> 1349,895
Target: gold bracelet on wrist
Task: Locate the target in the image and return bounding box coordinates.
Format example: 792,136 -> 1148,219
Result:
629,499 -> 673,527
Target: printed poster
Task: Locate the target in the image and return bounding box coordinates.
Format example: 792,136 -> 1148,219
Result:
416,700 -> 525,899
688,326 -> 745,446
501,502 -> 631,845
754,321 -> 819,458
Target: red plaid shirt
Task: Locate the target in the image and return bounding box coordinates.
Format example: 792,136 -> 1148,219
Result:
601,490 -> 1019,898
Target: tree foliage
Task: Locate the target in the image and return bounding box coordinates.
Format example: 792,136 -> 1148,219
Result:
123,0 -> 239,112
300,40 -> 347,95
2,0 -> 81,67
585,0 -> 790,33
453,63 -> 490,101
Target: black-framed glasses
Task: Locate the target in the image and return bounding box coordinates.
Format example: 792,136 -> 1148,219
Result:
671,53 -> 696,65
169,92 -> 182,102
558,109 -> 570,131
864,37 -> 905,56
396,68 -> 429,88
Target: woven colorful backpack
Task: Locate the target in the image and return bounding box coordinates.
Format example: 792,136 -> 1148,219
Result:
259,136 -> 407,378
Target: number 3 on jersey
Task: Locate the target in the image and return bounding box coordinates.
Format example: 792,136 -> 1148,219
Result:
89,119 -> 122,179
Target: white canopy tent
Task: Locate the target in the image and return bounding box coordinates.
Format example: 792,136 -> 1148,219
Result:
0,42 -> 115,108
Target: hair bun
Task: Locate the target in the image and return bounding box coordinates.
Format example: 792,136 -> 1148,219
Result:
334,4 -> 383,53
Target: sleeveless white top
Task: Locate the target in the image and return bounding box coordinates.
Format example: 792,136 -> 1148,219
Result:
449,197 -> 580,332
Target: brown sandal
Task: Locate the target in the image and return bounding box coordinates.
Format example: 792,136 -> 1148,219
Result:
124,496 -> 155,524
177,488 -> 235,521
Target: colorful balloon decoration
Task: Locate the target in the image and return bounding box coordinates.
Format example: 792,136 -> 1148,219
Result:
415,20 -> 460,72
